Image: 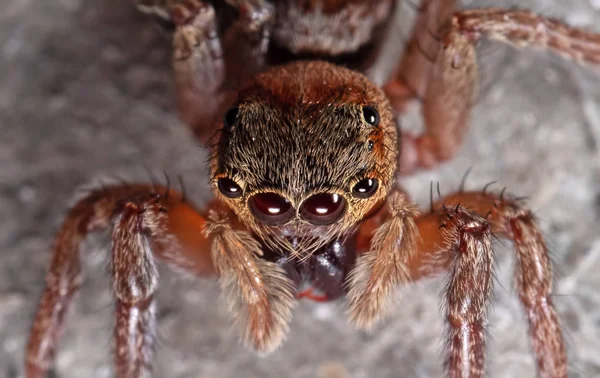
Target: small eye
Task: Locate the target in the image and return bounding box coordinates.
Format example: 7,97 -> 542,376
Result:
249,193 -> 295,225
362,106 -> 380,126
352,178 -> 378,199
217,177 -> 243,198
300,193 -> 347,226
224,107 -> 239,127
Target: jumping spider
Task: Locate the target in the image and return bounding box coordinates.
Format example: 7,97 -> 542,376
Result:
25,0 -> 600,377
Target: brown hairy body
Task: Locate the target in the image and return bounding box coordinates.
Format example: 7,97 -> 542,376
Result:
24,1 -> 600,377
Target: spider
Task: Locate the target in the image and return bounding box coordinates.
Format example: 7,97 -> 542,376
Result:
24,0 -> 600,377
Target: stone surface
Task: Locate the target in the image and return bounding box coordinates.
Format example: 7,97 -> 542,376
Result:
1,1 -> 599,377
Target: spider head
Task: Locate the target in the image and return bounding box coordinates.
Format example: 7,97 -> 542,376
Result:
210,61 -> 399,255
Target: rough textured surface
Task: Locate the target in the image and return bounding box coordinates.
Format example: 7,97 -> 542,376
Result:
1,1 -> 599,377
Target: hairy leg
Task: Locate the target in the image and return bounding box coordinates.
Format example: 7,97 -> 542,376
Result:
346,190 -> 420,328
386,0 -> 600,174
385,0 -> 477,174
437,190 -> 567,378
349,189 -> 493,377
169,1 -> 226,143
204,210 -> 295,352
25,185 -> 212,378
134,1 -> 274,142
383,0 -> 458,107
423,203 -> 492,378
26,185 -> 293,378
111,197 -> 164,378
351,188 -> 567,378
154,0 -> 273,143
221,0 -> 274,82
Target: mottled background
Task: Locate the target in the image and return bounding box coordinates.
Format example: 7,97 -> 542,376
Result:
1,0 -> 599,377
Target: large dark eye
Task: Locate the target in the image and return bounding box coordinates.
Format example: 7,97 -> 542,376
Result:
217,177 -> 243,198
300,193 -> 346,226
362,106 -> 380,126
352,178 -> 378,198
249,193 -> 295,225
224,107 -> 239,127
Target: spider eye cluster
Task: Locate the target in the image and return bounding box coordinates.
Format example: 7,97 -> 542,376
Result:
216,175 -> 379,226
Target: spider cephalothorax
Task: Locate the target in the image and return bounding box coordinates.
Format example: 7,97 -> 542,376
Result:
210,61 -> 398,256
